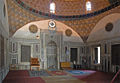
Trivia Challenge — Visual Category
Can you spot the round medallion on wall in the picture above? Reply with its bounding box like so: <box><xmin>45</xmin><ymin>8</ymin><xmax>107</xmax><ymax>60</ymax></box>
<box><xmin>105</xmin><ymin>22</ymin><xmax>113</xmax><ymax>32</ymax></box>
<box><xmin>65</xmin><ymin>29</ymin><xmax>72</xmax><ymax>37</ymax></box>
<box><xmin>29</xmin><ymin>25</ymin><xmax>38</xmax><ymax>33</ymax></box>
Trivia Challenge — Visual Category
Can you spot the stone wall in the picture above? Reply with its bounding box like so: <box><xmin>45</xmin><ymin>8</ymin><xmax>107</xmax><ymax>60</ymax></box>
<box><xmin>0</xmin><ymin>21</ymin><xmax>9</xmax><ymax>83</ymax></box>
<box><xmin>9</xmin><ymin>29</ymin><xmax>84</xmax><ymax>70</ymax></box>
<box><xmin>0</xmin><ymin>1</ymin><xmax>9</xmax><ymax>82</ymax></box>
<box><xmin>0</xmin><ymin>0</ymin><xmax>9</xmax><ymax>34</ymax></box>
<box><xmin>86</xmin><ymin>37</ymin><xmax>120</xmax><ymax>73</ymax></box>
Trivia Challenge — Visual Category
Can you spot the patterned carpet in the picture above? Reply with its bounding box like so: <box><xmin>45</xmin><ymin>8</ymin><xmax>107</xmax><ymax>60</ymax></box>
<box><xmin>29</xmin><ymin>70</ymin><xmax>50</xmax><ymax>77</ymax></box>
<box><xmin>41</xmin><ymin>75</ymin><xmax>84</xmax><ymax>83</ymax></box>
<box><xmin>48</xmin><ymin>70</ymin><xmax>67</xmax><ymax>76</ymax></box>
<box><xmin>66</xmin><ymin>70</ymin><xmax>96</xmax><ymax>76</ymax></box>
<box><xmin>3</xmin><ymin>70</ymin><xmax>118</xmax><ymax>83</ymax></box>
<box><xmin>3</xmin><ymin>70</ymin><xmax>45</xmax><ymax>83</ymax></box>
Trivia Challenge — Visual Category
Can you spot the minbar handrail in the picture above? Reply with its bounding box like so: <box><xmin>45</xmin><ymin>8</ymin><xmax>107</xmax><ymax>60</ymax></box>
<box><xmin>111</xmin><ymin>69</ymin><xmax>120</xmax><ymax>83</ymax></box>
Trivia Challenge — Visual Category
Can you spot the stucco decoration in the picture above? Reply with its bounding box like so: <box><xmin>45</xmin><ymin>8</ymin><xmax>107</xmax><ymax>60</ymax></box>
<box><xmin>13</xmin><ymin>20</ymin><xmax>83</xmax><ymax>42</ymax></box>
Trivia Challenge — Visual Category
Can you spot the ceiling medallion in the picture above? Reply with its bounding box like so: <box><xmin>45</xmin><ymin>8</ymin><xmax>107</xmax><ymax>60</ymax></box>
<box><xmin>105</xmin><ymin>22</ymin><xmax>113</xmax><ymax>32</ymax></box>
<box><xmin>65</xmin><ymin>29</ymin><xmax>72</xmax><ymax>37</ymax></box>
<box><xmin>29</xmin><ymin>25</ymin><xmax>38</xmax><ymax>33</ymax></box>
<box><xmin>48</xmin><ymin>20</ymin><xmax>56</xmax><ymax>28</ymax></box>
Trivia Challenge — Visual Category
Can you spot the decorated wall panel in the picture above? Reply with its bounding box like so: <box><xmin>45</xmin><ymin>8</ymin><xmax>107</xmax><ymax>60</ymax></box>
<box><xmin>33</xmin><ymin>44</ymin><xmax>40</xmax><ymax>53</ymax></box>
<box><xmin>21</xmin><ymin>45</ymin><xmax>31</xmax><ymax>62</ymax></box>
<box><xmin>9</xmin><ymin>42</ymin><xmax>18</xmax><ymax>53</ymax></box>
<box><xmin>10</xmin><ymin>54</ymin><xmax>18</xmax><ymax>64</ymax></box>
<box><xmin>33</xmin><ymin>44</ymin><xmax>40</xmax><ymax>58</ymax></box>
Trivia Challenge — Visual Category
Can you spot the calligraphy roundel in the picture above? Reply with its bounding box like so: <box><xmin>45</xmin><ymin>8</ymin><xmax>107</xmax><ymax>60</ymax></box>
<box><xmin>65</xmin><ymin>29</ymin><xmax>72</xmax><ymax>37</ymax></box>
<box><xmin>29</xmin><ymin>25</ymin><xmax>38</xmax><ymax>33</ymax></box>
<box><xmin>105</xmin><ymin>22</ymin><xmax>113</xmax><ymax>32</ymax></box>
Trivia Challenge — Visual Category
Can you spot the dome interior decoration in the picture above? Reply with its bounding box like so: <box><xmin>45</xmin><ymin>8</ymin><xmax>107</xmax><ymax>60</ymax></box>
<box><xmin>108</xmin><ymin>0</ymin><xmax>120</xmax><ymax>4</ymax></box>
<box><xmin>6</xmin><ymin>0</ymin><xmax>120</xmax><ymax>42</ymax></box>
<box><xmin>14</xmin><ymin>0</ymin><xmax>120</xmax><ymax>20</ymax></box>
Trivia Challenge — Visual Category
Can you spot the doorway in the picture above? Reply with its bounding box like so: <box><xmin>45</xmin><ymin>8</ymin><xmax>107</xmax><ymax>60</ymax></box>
<box><xmin>94</xmin><ymin>46</ymin><xmax>101</xmax><ymax>64</ymax></box>
<box><xmin>70</xmin><ymin>48</ymin><xmax>78</xmax><ymax>63</ymax></box>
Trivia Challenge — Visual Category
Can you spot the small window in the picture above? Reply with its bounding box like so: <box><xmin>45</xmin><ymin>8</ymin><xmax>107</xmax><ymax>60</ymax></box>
<box><xmin>94</xmin><ymin>46</ymin><xmax>101</xmax><ymax>64</ymax></box>
<box><xmin>97</xmin><ymin>46</ymin><xmax>100</xmax><ymax>64</ymax></box>
<box><xmin>86</xmin><ymin>1</ymin><xmax>91</xmax><ymax>11</ymax></box>
<box><xmin>50</xmin><ymin>2</ymin><xmax>55</xmax><ymax>13</ymax></box>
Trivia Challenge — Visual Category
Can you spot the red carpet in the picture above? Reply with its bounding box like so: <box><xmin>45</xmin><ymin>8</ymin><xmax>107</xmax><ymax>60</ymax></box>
<box><xmin>81</xmin><ymin>71</ymin><xmax>115</xmax><ymax>83</ymax></box>
<box><xmin>3</xmin><ymin>70</ymin><xmax>120</xmax><ymax>83</ymax></box>
<box><xmin>3</xmin><ymin>70</ymin><xmax>45</xmax><ymax>83</ymax></box>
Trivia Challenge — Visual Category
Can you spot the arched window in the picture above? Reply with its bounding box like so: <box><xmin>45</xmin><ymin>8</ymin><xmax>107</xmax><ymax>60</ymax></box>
<box><xmin>86</xmin><ymin>1</ymin><xmax>91</xmax><ymax>11</ymax></box>
<box><xmin>50</xmin><ymin>2</ymin><xmax>55</xmax><ymax>13</ymax></box>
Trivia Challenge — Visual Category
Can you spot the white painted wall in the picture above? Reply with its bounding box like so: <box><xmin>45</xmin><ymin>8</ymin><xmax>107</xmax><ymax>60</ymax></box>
<box><xmin>87</xmin><ymin>13</ymin><xmax>120</xmax><ymax>42</ymax></box>
<box><xmin>13</xmin><ymin>20</ymin><xmax>83</xmax><ymax>43</ymax></box>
